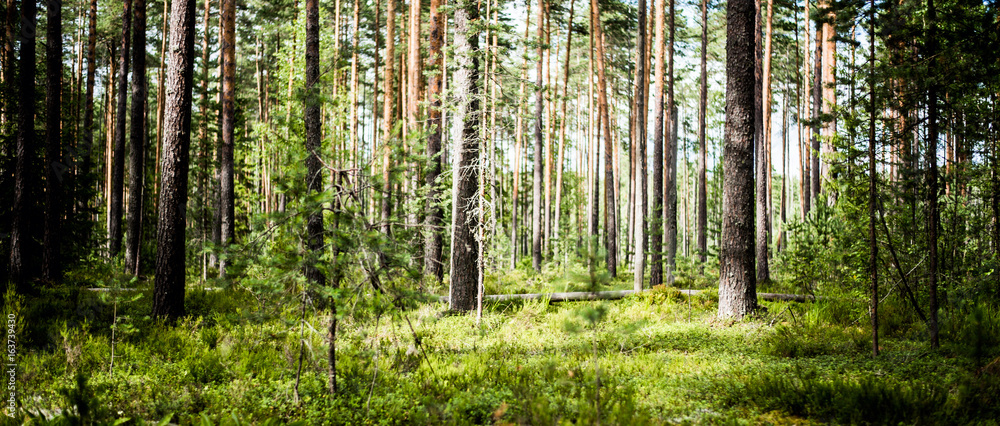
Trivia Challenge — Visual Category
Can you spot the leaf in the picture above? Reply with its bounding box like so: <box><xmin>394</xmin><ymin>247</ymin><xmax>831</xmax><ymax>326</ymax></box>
<box><xmin>155</xmin><ymin>412</ymin><xmax>175</xmax><ymax>426</ymax></box>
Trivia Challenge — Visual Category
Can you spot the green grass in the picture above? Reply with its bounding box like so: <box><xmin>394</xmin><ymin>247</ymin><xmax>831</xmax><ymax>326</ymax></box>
<box><xmin>7</xmin><ymin>272</ymin><xmax>1000</xmax><ymax>425</ymax></box>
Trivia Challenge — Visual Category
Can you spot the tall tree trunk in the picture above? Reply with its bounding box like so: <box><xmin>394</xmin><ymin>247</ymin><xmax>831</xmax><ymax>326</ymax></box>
<box><xmin>510</xmin><ymin>1</ymin><xmax>530</xmax><ymax>269</ymax></box>
<box><xmin>407</xmin><ymin>0</ymin><xmax>420</xmax><ymax>231</ymax></box>
<box><xmin>718</xmin><ymin>0</ymin><xmax>757</xmax><ymax>319</ymax></box>
<box><xmin>663</xmin><ymin>0</ymin><xmax>675</xmax><ymax>282</ymax></box>
<box><xmin>868</xmin><ymin>0</ymin><xmax>878</xmax><ymax>357</ymax></box>
<box><xmin>9</xmin><ymin>0</ymin><xmax>37</xmax><ymax>285</ymax></box>
<box><xmin>424</xmin><ymin>0</ymin><xmax>445</xmax><ymax>282</ymax></box>
<box><xmin>697</xmin><ymin>0</ymin><xmax>707</xmax><ymax>266</ymax></box>
<box><xmin>821</xmin><ymin>0</ymin><xmax>836</xmax><ymax>198</ymax></box>
<box><xmin>650</xmin><ymin>0</ymin><xmax>665</xmax><ymax>286</ymax></box>
<box><xmin>531</xmin><ymin>0</ymin><xmax>545</xmax><ymax>273</ymax></box>
<box><xmin>449</xmin><ymin>1</ymin><xmax>480</xmax><ymax>311</ymax></box>
<box><xmin>811</xmin><ymin>17</ymin><xmax>821</xmax><ymax>202</ymax></box>
<box><xmin>381</xmin><ymin>0</ymin><xmax>396</xmax><ymax>240</ymax></box>
<box><xmin>555</xmin><ymin>0</ymin><xmax>575</xmax><ymax>264</ymax></box>
<box><xmin>2</xmin><ymin>0</ymin><xmax>14</xmax><ymax>117</ymax></box>
<box><xmin>43</xmin><ymin>0</ymin><xmax>63</xmax><ymax>282</ymax></box>
<box><xmin>592</xmin><ymin>0</ymin><xmax>615</xmax><ymax>276</ymax></box>
<box><xmin>756</xmin><ymin>0</ymin><xmax>771</xmax><ymax>283</ymax></box>
<box><xmin>125</xmin><ymin>0</ymin><xmax>148</xmax><ymax>276</ymax></box>
<box><xmin>218</xmin><ymin>0</ymin><xmax>235</xmax><ymax>278</ymax></box>
<box><xmin>109</xmin><ymin>0</ymin><xmax>132</xmax><ymax>259</ymax></box>
<box><xmin>79</xmin><ymin>0</ymin><xmax>97</xmax><ymax>244</ymax></box>
<box><xmin>153</xmin><ymin>0</ymin><xmax>196</xmax><ymax>321</ymax></box>
<box><xmin>632</xmin><ymin>0</ymin><xmax>647</xmax><ymax>290</ymax></box>
<box><xmin>350</xmin><ymin>0</ymin><xmax>359</xmax><ymax>171</ymax></box>
<box><xmin>925</xmin><ymin>0</ymin><xmax>939</xmax><ymax>349</ymax></box>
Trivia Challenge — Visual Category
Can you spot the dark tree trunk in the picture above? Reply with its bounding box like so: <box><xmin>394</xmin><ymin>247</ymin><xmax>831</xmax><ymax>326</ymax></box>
<box><xmin>926</xmin><ymin>0</ymin><xmax>939</xmax><ymax>349</ymax></box>
<box><xmin>110</xmin><ymin>0</ymin><xmax>132</xmax><ymax>259</ymax></box>
<box><xmin>811</xmin><ymin>22</ymin><xmax>821</xmax><ymax>202</ymax></box>
<box><xmin>632</xmin><ymin>0</ymin><xmax>647</xmax><ymax>290</ymax></box>
<box><xmin>125</xmin><ymin>0</ymin><xmax>147</xmax><ymax>276</ymax></box>
<box><xmin>650</xmin><ymin>0</ymin><xmax>664</xmax><ymax>287</ymax></box>
<box><xmin>532</xmin><ymin>0</ymin><xmax>544</xmax><ymax>273</ymax></box>
<box><xmin>9</xmin><ymin>0</ymin><xmax>37</xmax><ymax>285</ymax></box>
<box><xmin>718</xmin><ymin>0</ymin><xmax>757</xmax><ymax>319</ymax></box>
<box><xmin>79</xmin><ymin>0</ymin><xmax>97</xmax><ymax>244</ymax></box>
<box><xmin>697</xmin><ymin>0</ymin><xmax>707</xmax><ymax>265</ymax></box>
<box><xmin>424</xmin><ymin>0</ymin><xmax>445</xmax><ymax>283</ymax></box>
<box><xmin>448</xmin><ymin>2</ymin><xmax>480</xmax><ymax>312</ymax></box>
<box><xmin>664</xmin><ymin>0</ymin><xmax>676</xmax><ymax>282</ymax></box>
<box><xmin>868</xmin><ymin>0</ymin><xmax>878</xmax><ymax>357</ymax></box>
<box><xmin>2</xmin><ymin>0</ymin><xmax>14</xmax><ymax>108</ymax></box>
<box><xmin>218</xmin><ymin>0</ymin><xmax>235</xmax><ymax>278</ymax></box>
<box><xmin>153</xmin><ymin>0</ymin><xmax>196</xmax><ymax>321</ymax></box>
<box><xmin>303</xmin><ymin>0</ymin><xmax>325</xmax><ymax>290</ymax></box>
<box><xmin>43</xmin><ymin>0</ymin><xmax>63</xmax><ymax>282</ymax></box>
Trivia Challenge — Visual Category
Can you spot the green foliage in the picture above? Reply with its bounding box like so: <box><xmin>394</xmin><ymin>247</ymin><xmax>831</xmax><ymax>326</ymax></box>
<box><xmin>727</xmin><ymin>370</ymin><xmax>949</xmax><ymax>424</ymax></box>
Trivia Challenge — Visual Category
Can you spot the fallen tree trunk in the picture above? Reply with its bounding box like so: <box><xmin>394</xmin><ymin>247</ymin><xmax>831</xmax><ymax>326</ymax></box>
<box><xmin>439</xmin><ymin>289</ymin><xmax>817</xmax><ymax>304</ymax></box>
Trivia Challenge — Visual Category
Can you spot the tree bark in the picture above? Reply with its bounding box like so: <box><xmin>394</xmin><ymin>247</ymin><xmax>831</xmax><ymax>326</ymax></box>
<box><xmin>125</xmin><ymin>0</ymin><xmax>148</xmax><ymax>276</ymax></box>
<box><xmin>925</xmin><ymin>0</ymin><xmax>939</xmax><ymax>349</ymax></box>
<box><xmin>756</xmin><ymin>0</ymin><xmax>772</xmax><ymax>283</ymax></box>
<box><xmin>555</xmin><ymin>0</ymin><xmax>575</xmax><ymax>264</ymax></box>
<box><xmin>591</xmin><ymin>0</ymin><xmax>615</xmax><ymax>277</ymax></box>
<box><xmin>381</xmin><ymin>0</ymin><xmax>396</xmax><ymax>240</ymax></box>
<box><xmin>43</xmin><ymin>0</ymin><xmax>63</xmax><ymax>282</ymax></box>
<box><xmin>632</xmin><ymin>0</ymin><xmax>647</xmax><ymax>290</ymax></box>
<box><xmin>78</xmin><ymin>0</ymin><xmax>97</xmax><ymax>244</ymax></box>
<box><xmin>217</xmin><ymin>0</ymin><xmax>235</xmax><ymax>278</ymax></box>
<box><xmin>664</xmin><ymin>0</ymin><xmax>676</xmax><ymax>283</ymax></box>
<box><xmin>718</xmin><ymin>0</ymin><xmax>757</xmax><ymax>319</ymax></box>
<box><xmin>811</xmin><ymin>16</ymin><xmax>821</xmax><ymax>202</ymax></box>
<box><xmin>109</xmin><ymin>0</ymin><xmax>132</xmax><ymax>259</ymax></box>
<box><xmin>696</xmin><ymin>0</ymin><xmax>707</xmax><ymax>266</ymax></box>
<box><xmin>448</xmin><ymin>1</ymin><xmax>480</xmax><ymax>311</ymax></box>
<box><xmin>9</xmin><ymin>0</ymin><xmax>37</xmax><ymax>285</ymax></box>
<box><xmin>424</xmin><ymin>0</ymin><xmax>446</xmax><ymax>282</ymax></box>
<box><xmin>153</xmin><ymin>0</ymin><xmax>196</xmax><ymax>321</ymax></box>
<box><xmin>650</xmin><ymin>0</ymin><xmax>665</xmax><ymax>287</ymax></box>
<box><xmin>531</xmin><ymin>0</ymin><xmax>545</xmax><ymax>273</ymax></box>
<box><xmin>868</xmin><ymin>0</ymin><xmax>878</xmax><ymax>357</ymax></box>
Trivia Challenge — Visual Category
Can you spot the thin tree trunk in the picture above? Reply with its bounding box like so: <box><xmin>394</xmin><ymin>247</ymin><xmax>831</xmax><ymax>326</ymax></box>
<box><xmin>664</xmin><ymin>0</ymin><xmax>676</xmax><ymax>282</ymax></box>
<box><xmin>632</xmin><ymin>0</ymin><xmax>647</xmax><ymax>290</ymax></box>
<box><xmin>381</xmin><ymin>0</ymin><xmax>396</xmax><ymax>240</ymax></box>
<box><xmin>217</xmin><ymin>0</ymin><xmax>235</xmax><ymax>278</ymax></box>
<box><xmin>109</xmin><ymin>0</ymin><xmax>132</xmax><ymax>259</ymax></box>
<box><xmin>424</xmin><ymin>0</ymin><xmax>446</xmax><ymax>282</ymax></box>
<box><xmin>153</xmin><ymin>0</ymin><xmax>196</xmax><ymax>321</ymax></box>
<box><xmin>811</xmin><ymin>15</ymin><xmax>821</xmax><ymax>202</ymax></box>
<box><xmin>650</xmin><ymin>0</ymin><xmax>665</xmax><ymax>286</ymax></box>
<box><xmin>592</xmin><ymin>0</ymin><xmax>615</xmax><ymax>276</ymax></box>
<box><xmin>78</xmin><ymin>0</ymin><xmax>97</xmax><ymax>244</ymax></box>
<box><xmin>868</xmin><ymin>0</ymin><xmax>878</xmax><ymax>357</ymax></box>
<box><xmin>718</xmin><ymin>0</ymin><xmax>757</xmax><ymax>319</ymax></box>
<box><xmin>697</xmin><ymin>0</ymin><xmax>707</xmax><ymax>266</ymax></box>
<box><xmin>821</xmin><ymin>0</ymin><xmax>836</xmax><ymax>198</ymax></box>
<box><xmin>756</xmin><ymin>0</ymin><xmax>771</xmax><ymax>283</ymax></box>
<box><xmin>350</xmin><ymin>0</ymin><xmax>359</xmax><ymax>171</ymax></box>
<box><xmin>449</xmin><ymin>2</ymin><xmax>480</xmax><ymax>311</ymax></box>
<box><xmin>555</xmin><ymin>0</ymin><xmax>575</xmax><ymax>264</ymax></box>
<box><xmin>926</xmin><ymin>0</ymin><xmax>939</xmax><ymax>348</ymax></box>
<box><xmin>43</xmin><ymin>0</ymin><xmax>64</xmax><ymax>282</ymax></box>
<box><xmin>531</xmin><ymin>0</ymin><xmax>545</xmax><ymax>272</ymax></box>
<box><xmin>124</xmin><ymin>0</ymin><xmax>148</xmax><ymax>276</ymax></box>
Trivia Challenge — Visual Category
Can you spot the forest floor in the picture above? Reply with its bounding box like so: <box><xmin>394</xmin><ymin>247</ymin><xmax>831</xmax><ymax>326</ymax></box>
<box><xmin>8</xmin><ymin>268</ymin><xmax>1000</xmax><ymax>425</ymax></box>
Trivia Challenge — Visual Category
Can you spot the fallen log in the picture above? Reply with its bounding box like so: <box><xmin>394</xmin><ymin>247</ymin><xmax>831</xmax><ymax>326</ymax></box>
<box><xmin>438</xmin><ymin>289</ymin><xmax>816</xmax><ymax>304</ymax></box>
